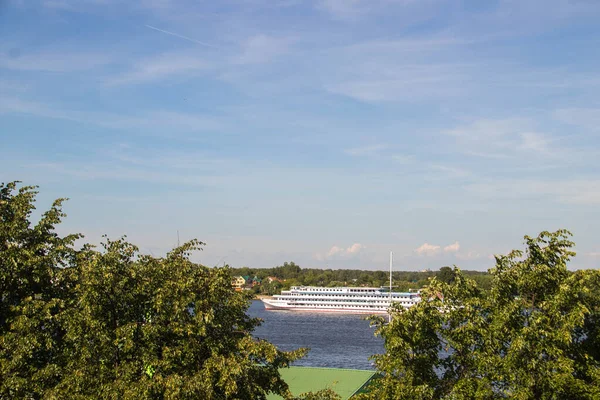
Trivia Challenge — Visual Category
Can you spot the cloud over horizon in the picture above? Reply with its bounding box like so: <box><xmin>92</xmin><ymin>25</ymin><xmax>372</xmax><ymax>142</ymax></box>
<box><xmin>415</xmin><ymin>243</ymin><xmax>441</xmax><ymax>256</ymax></box>
<box><xmin>316</xmin><ymin>243</ymin><xmax>366</xmax><ymax>261</ymax></box>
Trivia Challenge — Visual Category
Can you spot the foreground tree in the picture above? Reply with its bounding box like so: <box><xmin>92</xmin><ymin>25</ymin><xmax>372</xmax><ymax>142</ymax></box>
<box><xmin>0</xmin><ymin>182</ymin><xmax>305</xmax><ymax>399</ymax></box>
<box><xmin>360</xmin><ymin>230</ymin><xmax>600</xmax><ymax>400</ymax></box>
<box><xmin>0</xmin><ymin>182</ymin><xmax>81</xmax><ymax>397</ymax></box>
<box><xmin>55</xmin><ymin>238</ymin><xmax>306</xmax><ymax>399</ymax></box>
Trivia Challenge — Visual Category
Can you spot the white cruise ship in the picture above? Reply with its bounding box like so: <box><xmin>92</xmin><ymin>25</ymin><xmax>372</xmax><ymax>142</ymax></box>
<box><xmin>261</xmin><ymin>286</ymin><xmax>420</xmax><ymax>314</ymax></box>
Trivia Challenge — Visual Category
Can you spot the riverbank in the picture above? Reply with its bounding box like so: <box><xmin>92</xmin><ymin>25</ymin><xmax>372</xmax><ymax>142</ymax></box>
<box><xmin>254</xmin><ymin>294</ymin><xmax>273</xmax><ymax>300</ymax></box>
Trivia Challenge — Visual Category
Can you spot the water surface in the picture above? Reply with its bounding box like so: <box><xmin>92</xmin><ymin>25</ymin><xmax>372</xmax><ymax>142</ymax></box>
<box><xmin>248</xmin><ymin>300</ymin><xmax>384</xmax><ymax>370</ymax></box>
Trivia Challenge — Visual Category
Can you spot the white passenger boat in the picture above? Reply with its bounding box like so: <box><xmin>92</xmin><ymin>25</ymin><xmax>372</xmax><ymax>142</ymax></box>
<box><xmin>261</xmin><ymin>251</ymin><xmax>420</xmax><ymax>314</ymax></box>
<box><xmin>261</xmin><ymin>286</ymin><xmax>420</xmax><ymax>314</ymax></box>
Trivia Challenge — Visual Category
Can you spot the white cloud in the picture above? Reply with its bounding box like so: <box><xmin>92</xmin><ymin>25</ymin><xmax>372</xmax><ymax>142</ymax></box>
<box><xmin>443</xmin><ymin>241</ymin><xmax>460</xmax><ymax>252</ymax></box>
<box><xmin>326</xmin><ymin>245</ymin><xmax>345</xmax><ymax>257</ymax></box>
<box><xmin>415</xmin><ymin>243</ymin><xmax>440</xmax><ymax>256</ymax></box>
<box><xmin>416</xmin><ymin>241</ymin><xmax>463</xmax><ymax>256</ymax></box>
<box><xmin>347</xmin><ymin>243</ymin><xmax>364</xmax><ymax>254</ymax></box>
<box><xmin>316</xmin><ymin>243</ymin><xmax>365</xmax><ymax>260</ymax></box>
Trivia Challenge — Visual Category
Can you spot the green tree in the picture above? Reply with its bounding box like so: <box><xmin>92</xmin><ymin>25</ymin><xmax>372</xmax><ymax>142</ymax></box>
<box><xmin>1</xmin><ymin>181</ymin><xmax>306</xmax><ymax>399</ymax></box>
<box><xmin>436</xmin><ymin>266</ymin><xmax>455</xmax><ymax>284</ymax></box>
<box><xmin>0</xmin><ymin>182</ymin><xmax>81</xmax><ymax>398</ymax></box>
<box><xmin>359</xmin><ymin>230</ymin><xmax>600</xmax><ymax>400</ymax></box>
<box><xmin>55</xmin><ymin>238</ymin><xmax>306</xmax><ymax>399</ymax></box>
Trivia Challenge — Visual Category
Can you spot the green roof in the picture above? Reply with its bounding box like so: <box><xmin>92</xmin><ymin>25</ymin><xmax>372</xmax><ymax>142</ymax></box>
<box><xmin>267</xmin><ymin>367</ymin><xmax>376</xmax><ymax>400</ymax></box>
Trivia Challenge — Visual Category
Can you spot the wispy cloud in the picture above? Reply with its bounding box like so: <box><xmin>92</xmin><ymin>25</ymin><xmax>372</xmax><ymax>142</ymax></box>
<box><xmin>444</xmin><ymin>118</ymin><xmax>558</xmax><ymax>159</ymax></box>
<box><xmin>0</xmin><ymin>96</ymin><xmax>222</xmax><ymax>133</ymax></box>
<box><xmin>317</xmin><ymin>0</ymin><xmax>433</xmax><ymax>21</ymax></box>
<box><xmin>391</xmin><ymin>154</ymin><xmax>416</xmax><ymax>164</ymax></box>
<box><xmin>0</xmin><ymin>48</ymin><xmax>112</xmax><ymax>72</ymax></box>
<box><xmin>428</xmin><ymin>164</ymin><xmax>472</xmax><ymax>179</ymax></box>
<box><xmin>554</xmin><ymin>108</ymin><xmax>600</xmax><ymax>131</ymax></box>
<box><xmin>40</xmin><ymin>0</ymin><xmax>111</xmax><ymax>11</ymax></box>
<box><xmin>233</xmin><ymin>34</ymin><xmax>291</xmax><ymax>65</ymax></box>
<box><xmin>144</xmin><ymin>25</ymin><xmax>217</xmax><ymax>48</ymax></box>
<box><xmin>465</xmin><ymin>179</ymin><xmax>600</xmax><ymax>205</ymax></box>
<box><xmin>33</xmin><ymin>161</ymin><xmax>225</xmax><ymax>188</ymax></box>
<box><xmin>456</xmin><ymin>251</ymin><xmax>480</xmax><ymax>260</ymax></box>
<box><xmin>326</xmin><ymin>66</ymin><xmax>470</xmax><ymax>102</ymax></box>
<box><xmin>106</xmin><ymin>51</ymin><xmax>210</xmax><ymax>85</ymax></box>
<box><xmin>518</xmin><ymin>132</ymin><xmax>551</xmax><ymax>154</ymax></box>
<box><xmin>317</xmin><ymin>0</ymin><xmax>366</xmax><ymax>20</ymax></box>
<box><xmin>344</xmin><ymin>144</ymin><xmax>387</xmax><ymax>156</ymax></box>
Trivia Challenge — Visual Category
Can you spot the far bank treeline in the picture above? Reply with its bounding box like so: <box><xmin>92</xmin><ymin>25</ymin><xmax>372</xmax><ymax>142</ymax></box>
<box><xmin>230</xmin><ymin>263</ymin><xmax>494</xmax><ymax>295</ymax></box>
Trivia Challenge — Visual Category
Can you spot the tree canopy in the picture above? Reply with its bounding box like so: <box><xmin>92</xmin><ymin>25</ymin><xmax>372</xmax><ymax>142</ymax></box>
<box><xmin>358</xmin><ymin>230</ymin><xmax>600</xmax><ymax>399</ymax></box>
<box><xmin>0</xmin><ymin>181</ymin><xmax>306</xmax><ymax>399</ymax></box>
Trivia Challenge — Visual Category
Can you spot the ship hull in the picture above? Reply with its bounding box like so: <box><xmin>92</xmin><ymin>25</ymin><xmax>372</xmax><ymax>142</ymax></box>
<box><xmin>261</xmin><ymin>298</ymin><xmax>391</xmax><ymax>314</ymax></box>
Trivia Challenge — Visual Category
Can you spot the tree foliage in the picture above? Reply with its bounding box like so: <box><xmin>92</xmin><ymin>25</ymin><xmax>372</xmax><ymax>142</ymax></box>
<box><xmin>0</xmin><ymin>182</ymin><xmax>305</xmax><ymax>399</ymax></box>
<box><xmin>359</xmin><ymin>230</ymin><xmax>600</xmax><ymax>400</ymax></box>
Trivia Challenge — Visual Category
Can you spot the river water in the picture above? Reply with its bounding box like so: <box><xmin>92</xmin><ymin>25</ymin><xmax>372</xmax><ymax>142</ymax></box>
<box><xmin>248</xmin><ymin>300</ymin><xmax>384</xmax><ymax>370</ymax></box>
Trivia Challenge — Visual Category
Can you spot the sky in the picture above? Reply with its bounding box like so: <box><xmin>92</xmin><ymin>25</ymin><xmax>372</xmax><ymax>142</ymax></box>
<box><xmin>1</xmin><ymin>0</ymin><xmax>600</xmax><ymax>271</ymax></box>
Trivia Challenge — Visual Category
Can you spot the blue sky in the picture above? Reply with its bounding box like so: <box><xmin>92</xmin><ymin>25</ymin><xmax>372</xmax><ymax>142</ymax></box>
<box><xmin>1</xmin><ymin>0</ymin><xmax>600</xmax><ymax>271</ymax></box>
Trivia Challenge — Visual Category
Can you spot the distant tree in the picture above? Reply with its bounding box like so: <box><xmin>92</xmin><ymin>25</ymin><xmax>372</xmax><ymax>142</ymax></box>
<box><xmin>436</xmin><ymin>266</ymin><xmax>455</xmax><ymax>284</ymax></box>
<box><xmin>282</xmin><ymin>262</ymin><xmax>302</xmax><ymax>279</ymax></box>
<box><xmin>262</xmin><ymin>280</ymin><xmax>283</xmax><ymax>296</ymax></box>
<box><xmin>359</xmin><ymin>230</ymin><xmax>600</xmax><ymax>399</ymax></box>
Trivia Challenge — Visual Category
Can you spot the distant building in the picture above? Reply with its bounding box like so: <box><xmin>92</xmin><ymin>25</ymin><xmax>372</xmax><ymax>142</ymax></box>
<box><xmin>251</xmin><ymin>276</ymin><xmax>262</xmax><ymax>287</ymax></box>
<box><xmin>231</xmin><ymin>276</ymin><xmax>247</xmax><ymax>291</ymax></box>
<box><xmin>266</xmin><ymin>276</ymin><xmax>282</xmax><ymax>283</ymax></box>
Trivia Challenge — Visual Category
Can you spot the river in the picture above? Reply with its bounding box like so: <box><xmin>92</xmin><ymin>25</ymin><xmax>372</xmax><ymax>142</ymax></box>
<box><xmin>248</xmin><ymin>300</ymin><xmax>384</xmax><ymax>370</ymax></box>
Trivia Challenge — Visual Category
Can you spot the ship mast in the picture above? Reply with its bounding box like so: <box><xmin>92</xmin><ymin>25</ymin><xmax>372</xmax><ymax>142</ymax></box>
<box><xmin>389</xmin><ymin>251</ymin><xmax>393</xmax><ymax>323</ymax></box>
